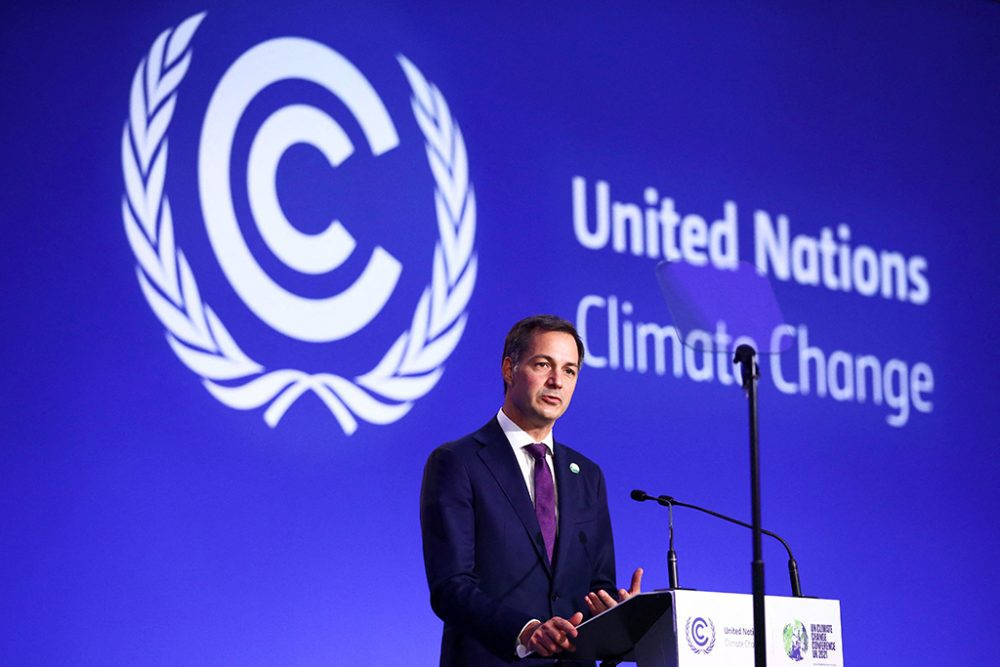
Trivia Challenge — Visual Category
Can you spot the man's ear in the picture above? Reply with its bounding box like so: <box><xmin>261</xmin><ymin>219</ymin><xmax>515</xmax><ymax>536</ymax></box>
<box><xmin>501</xmin><ymin>356</ymin><xmax>513</xmax><ymax>386</ymax></box>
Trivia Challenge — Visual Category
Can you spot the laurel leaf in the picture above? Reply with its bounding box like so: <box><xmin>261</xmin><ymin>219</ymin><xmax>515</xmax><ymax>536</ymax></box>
<box><xmin>401</xmin><ymin>289</ymin><xmax>431</xmax><ymax>370</ymax></box>
<box><xmin>406</xmin><ymin>314</ymin><xmax>467</xmax><ymax>375</ymax></box>
<box><xmin>434</xmin><ymin>192</ymin><xmax>459</xmax><ymax>282</ymax></box>
<box><xmin>410</xmin><ymin>101</ymin><xmax>447</xmax><ymax>166</ymax></box>
<box><xmin>205</xmin><ymin>370</ymin><xmax>304</xmax><ymax>410</ymax></box>
<box><xmin>145</xmin><ymin>140</ymin><xmax>168</xmax><ymax>237</ymax></box>
<box><xmin>156</xmin><ymin>199</ymin><xmax>180</xmax><ymax>303</ymax></box>
<box><xmin>358</xmin><ymin>331</ymin><xmax>408</xmax><ymax>382</ymax></box>
<box><xmin>137</xmin><ymin>268</ymin><xmax>213</xmax><ymax>349</ymax></box>
<box><xmin>145</xmin><ymin>29</ymin><xmax>169</xmax><ymax>118</ymax></box>
<box><xmin>321</xmin><ymin>375</ymin><xmax>413</xmax><ymax>425</ymax></box>
<box><xmin>144</xmin><ymin>95</ymin><xmax>176</xmax><ymax>160</ymax></box>
<box><xmin>450</xmin><ymin>122</ymin><xmax>469</xmax><ymax>205</ymax></box>
<box><xmin>176</xmin><ymin>251</ymin><xmax>210</xmax><ymax>341</ymax></box>
<box><xmin>397</xmin><ymin>55</ymin><xmax>433</xmax><ymax>118</ymax></box>
<box><xmin>128</xmin><ymin>64</ymin><xmax>150</xmax><ymax>171</ymax></box>
<box><xmin>454</xmin><ymin>188</ymin><xmax>476</xmax><ymax>279</ymax></box>
<box><xmin>360</xmin><ymin>369</ymin><xmax>443</xmax><ymax>402</ymax></box>
<box><xmin>121</xmin><ymin>125</ymin><xmax>153</xmax><ymax>242</ymax></box>
<box><xmin>166</xmin><ymin>12</ymin><xmax>207</xmax><ymax>67</ymax></box>
<box><xmin>156</xmin><ymin>59</ymin><xmax>187</xmax><ymax>110</ymax></box>
<box><xmin>154</xmin><ymin>53</ymin><xmax>192</xmax><ymax>112</ymax></box>
<box><xmin>167</xmin><ymin>335</ymin><xmax>258</xmax><ymax>380</ymax></box>
<box><xmin>429</xmin><ymin>245</ymin><xmax>449</xmax><ymax>338</ymax></box>
<box><xmin>430</xmin><ymin>84</ymin><xmax>454</xmax><ymax>161</ymax></box>
<box><xmin>203</xmin><ymin>307</ymin><xmax>261</xmax><ymax>371</ymax></box>
<box><xmin>427</xmin><ymin>146</ymin><xmax>461</xmax><ymax>222</ymax></box>
<box><xmin>122</xmin><ymin>197</ymin><xmax>170</xmax><ymax>297</ymax></box>
<box><xmin>439</xmin><ymin>254</ymin><xmax>477</xmax><ymax>330</ymax></box>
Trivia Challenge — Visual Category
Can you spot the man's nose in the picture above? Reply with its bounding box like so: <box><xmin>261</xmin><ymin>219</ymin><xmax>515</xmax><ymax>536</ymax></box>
<box><xmin>546</xmin><ymin>370</ymin><xmax>562</xmax><ymax>387</ymax></box>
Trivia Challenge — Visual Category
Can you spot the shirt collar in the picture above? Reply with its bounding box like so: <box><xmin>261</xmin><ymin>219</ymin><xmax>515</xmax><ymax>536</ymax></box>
<box><xmin>496</xmin><ymin>407</ymin><xmax>554</xmax><ymax>451</ymax></box>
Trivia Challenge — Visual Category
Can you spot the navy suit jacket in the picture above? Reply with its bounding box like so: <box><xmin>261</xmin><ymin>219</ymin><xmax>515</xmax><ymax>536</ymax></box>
<box><xmin>420</xmin><ymin>418</ymin><xmax>617</xmax><ymax>666</ymax></box>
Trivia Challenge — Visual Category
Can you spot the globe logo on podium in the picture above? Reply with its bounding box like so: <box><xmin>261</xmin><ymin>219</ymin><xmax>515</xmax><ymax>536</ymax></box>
<box><xmin>782</xmin><ymin>619</ymin><xmax>810</xmax><ymax>661</ymax></box>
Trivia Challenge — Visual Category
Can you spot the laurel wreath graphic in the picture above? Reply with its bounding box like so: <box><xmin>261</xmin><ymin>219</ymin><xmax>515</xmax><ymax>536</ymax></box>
<box><xmin>121</xmin><ymin>12</ymin><xmax>477</xmax><ymax>434</ymax></box>
<box><xmin>685</xmin><ymin>616</ymin><xmax>717</xmax><ymax>654</ymax></box>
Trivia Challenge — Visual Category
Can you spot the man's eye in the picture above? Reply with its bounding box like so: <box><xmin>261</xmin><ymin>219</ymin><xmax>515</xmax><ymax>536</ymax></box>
<box><xmin>565</xmin><ymin>369</ymin><xmax>577</xmax><ymax>377</ymax></box>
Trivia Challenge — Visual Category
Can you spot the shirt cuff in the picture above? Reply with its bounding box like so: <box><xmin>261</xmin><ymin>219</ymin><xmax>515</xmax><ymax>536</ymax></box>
<box><xmin>515</xmin><ymin>619</ymin><xmax>541</xmax><ymax>658</ymax></box>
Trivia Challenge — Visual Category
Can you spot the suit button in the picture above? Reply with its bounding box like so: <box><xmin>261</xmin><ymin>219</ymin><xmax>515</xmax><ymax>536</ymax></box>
<box><xmin>551</xmin><ymin>594</ymin><xmax>559</xmax><ymax>601</ymax></box>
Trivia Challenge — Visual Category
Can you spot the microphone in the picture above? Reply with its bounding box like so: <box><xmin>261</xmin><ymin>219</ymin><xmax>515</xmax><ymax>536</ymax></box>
<box><xmin>630</xmin><ymin>490</ymin><xmax>679</xmax><ymax>588</ymax></box>
<box><xmin>630</xmin><ymin>488</ymin><xmax>669</xmax><ymax>505</ymax></box>
<box><xmin>631</xmin><ymin>489</ymin><xmax>803</xmax><ymax>597</ymax></box>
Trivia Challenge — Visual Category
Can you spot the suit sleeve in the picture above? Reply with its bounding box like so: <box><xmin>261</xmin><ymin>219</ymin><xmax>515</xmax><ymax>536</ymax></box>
<box><xmin>420</xmin><ymin>446</ymin><xmax>530</xmax><ymax>658</ymax></box>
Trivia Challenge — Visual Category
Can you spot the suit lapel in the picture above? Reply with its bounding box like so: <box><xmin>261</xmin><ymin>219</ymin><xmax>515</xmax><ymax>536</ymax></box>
<box><xmin>476</xmin><ymin>419</ymin><xmax>552</xmax><ymax>575</ymax></box>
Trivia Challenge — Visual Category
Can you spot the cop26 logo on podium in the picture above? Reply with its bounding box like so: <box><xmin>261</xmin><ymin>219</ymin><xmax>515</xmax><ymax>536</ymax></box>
<box><xmin>121</xmin><ymin>13</ymin><xmax>477</xmax><ymax>434</ymax></box>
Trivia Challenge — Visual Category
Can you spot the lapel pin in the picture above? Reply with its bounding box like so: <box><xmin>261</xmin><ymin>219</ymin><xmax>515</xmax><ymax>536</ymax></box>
<box><xmin>569</xmin><ymin>462</ymin><xmax>580</xmax><ymax>474</ymax></box>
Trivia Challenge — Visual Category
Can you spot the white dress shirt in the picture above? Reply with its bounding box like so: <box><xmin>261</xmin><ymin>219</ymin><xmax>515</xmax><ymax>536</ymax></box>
<box><xmin>496</xmin><ymin>408</ymin><xmax>558</xmax><ymax>520</ymax></box>
<box><xmin>496</xmin><ymin>408</ymin><xmax>558</xmax><ymax>658</ymax></box>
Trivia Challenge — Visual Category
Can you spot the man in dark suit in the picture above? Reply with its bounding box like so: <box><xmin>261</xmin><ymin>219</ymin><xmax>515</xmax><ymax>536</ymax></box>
<box><xmin>421</xmin><ymin>315</ymin><xmax>641</xmax><ymax>665</ymax></box>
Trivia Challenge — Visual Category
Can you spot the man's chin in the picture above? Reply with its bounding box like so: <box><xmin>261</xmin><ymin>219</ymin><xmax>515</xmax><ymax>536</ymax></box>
<box><xmin>535</xmin><ymin>403</ymin><xmax>566</xmax><ymax>421</ymax></box>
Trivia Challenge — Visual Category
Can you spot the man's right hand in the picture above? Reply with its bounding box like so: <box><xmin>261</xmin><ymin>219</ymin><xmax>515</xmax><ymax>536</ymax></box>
<box><xmin>520</xmin><ymin>612</ymin><xmax>584</xmax><ymax>656</ymax></box>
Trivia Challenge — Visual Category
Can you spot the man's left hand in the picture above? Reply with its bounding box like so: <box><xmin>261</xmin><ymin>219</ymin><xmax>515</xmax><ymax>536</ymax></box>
<box><xmin>583</xmin><ymin>567</ymin><xmax>643</xmax><ymax>615</ymax></box>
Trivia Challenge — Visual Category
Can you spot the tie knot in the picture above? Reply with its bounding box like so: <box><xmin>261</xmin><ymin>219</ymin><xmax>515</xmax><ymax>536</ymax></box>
<box><xmin>525</xmin><ymin>443</ymin><xmax>549</xmax><ymax>461</ymax></box>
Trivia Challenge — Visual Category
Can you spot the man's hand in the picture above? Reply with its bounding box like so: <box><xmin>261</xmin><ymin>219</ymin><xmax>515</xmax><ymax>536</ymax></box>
<box><xmin>583</xmin><ymin>567</ymin><xmax>643</xmax><ymax>616</ymax></box>
<box><xmin>519</xmin><ymin>612</ymin><xmax>584</xmax><ymax>656</ymax></box>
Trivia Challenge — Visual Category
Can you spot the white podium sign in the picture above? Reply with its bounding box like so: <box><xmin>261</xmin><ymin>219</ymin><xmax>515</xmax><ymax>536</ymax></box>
<box><xmin>642</xmin><ymin>590</ymin><xmax>843</xmax><ymax>667</ymax></box>
<box><xmin>571</xmin><ymin>588</ymin><xmax>844</xmax><ymax>666</ymax></box>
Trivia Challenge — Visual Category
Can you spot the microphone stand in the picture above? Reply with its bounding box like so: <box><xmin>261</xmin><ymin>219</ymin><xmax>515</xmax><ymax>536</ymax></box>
<box><xmin>734</xmin><ymin>344</ymin><xmax>766</xmax><ymax>667</ymax></box>
<box><xmin>654</xmin><ymin>494</ymin><xmax>802</xmax><ymax>597</ymax></box>
<box><xmin>665</xmin><ymin>500</ymin><xmax>679</xmax><ymax>590</ymax></box>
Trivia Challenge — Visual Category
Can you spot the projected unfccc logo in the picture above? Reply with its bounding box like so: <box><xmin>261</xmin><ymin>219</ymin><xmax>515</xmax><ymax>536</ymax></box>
<box><xmin>121</xmin><ymin>12</ymin><xmax>477</xmax><ymax>434</ymax></box>
<box><xmin>199</xmin><ymin>38</ymin><xmax>401</xmax><ymax>343</ymax></box>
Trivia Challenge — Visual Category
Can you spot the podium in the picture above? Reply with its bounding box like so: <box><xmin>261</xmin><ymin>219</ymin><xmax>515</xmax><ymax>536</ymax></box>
<box><xmin>572</xmin><ymin>590</ymin><xmax>844</xmax><ymax>666</ymax></box>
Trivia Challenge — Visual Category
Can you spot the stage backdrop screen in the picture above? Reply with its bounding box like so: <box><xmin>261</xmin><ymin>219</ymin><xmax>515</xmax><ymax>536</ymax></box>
<box><xmin>2</xmin><ymin>1</ymin><xmax>998</xmax><ymax>665</ymax></box>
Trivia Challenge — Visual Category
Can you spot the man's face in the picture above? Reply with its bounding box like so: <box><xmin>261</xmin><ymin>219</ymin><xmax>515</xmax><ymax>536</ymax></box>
<box><xmin>502</xmin><ymin>330</ymin><xmax>580</xmax><ymax>435</ymax></box>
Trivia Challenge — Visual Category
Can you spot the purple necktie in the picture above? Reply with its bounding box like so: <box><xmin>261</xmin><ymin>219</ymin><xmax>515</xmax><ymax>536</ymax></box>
<box><xmin>525</xmin><ymin>443</ymin><xmax>556</xmax><ymax>563</ymax></box>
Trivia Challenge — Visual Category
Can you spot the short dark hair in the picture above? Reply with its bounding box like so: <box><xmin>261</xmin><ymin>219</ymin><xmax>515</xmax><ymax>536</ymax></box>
<box><xmin>502</xmin><ymin>315</ymin><xmax>585</xmax><ymax>393</ymax></box>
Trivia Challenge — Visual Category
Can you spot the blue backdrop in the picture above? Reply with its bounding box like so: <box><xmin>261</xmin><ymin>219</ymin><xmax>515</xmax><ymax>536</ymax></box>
<box><xmin>2</xmin><ymin>1</ymin><xmax>998</xmax><ymax>664</ymax></box>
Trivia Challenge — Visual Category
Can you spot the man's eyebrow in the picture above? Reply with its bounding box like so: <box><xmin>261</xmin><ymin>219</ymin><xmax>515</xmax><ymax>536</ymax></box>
<box><xmin>538</xmin><ymin>354</ymin><xmax>579</xmax><ymax>369</ymax></box>
<box><xmin>526</xmin><ymin>354</ymin><xmax>577</xmax><ymax>367</ymax></box>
